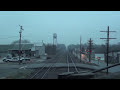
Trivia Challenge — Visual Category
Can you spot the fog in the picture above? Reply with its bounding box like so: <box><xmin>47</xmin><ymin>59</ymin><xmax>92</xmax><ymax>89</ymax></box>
<box><xmin>0</xmin><ymin>11</ymin><xmax>120</xmax><ymax>46</ymax></box>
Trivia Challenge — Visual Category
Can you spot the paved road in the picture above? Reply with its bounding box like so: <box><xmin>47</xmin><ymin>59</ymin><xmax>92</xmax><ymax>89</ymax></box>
<box><xmin>1</xmin><ymin>55</ymin><xmax>120</xmax><ymax>79</ymax></box>
<box><xmin>0</xmin><ymin>58</ymin><xmax>46</xmax><ymax>79</ymax></box>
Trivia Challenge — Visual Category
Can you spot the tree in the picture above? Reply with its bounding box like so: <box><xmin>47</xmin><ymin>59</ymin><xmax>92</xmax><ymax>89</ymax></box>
<box><xmin>11</xmin><ymin>40</ymin><xmax>31</xmax><ymax>44</ymax></box>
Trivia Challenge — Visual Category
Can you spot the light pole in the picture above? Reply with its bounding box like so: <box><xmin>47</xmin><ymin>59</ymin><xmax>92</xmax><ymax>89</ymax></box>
<box><xmin>19</xmin><ymin>25</ymin><xmax>24</xmax><ymax>64</ymax></box>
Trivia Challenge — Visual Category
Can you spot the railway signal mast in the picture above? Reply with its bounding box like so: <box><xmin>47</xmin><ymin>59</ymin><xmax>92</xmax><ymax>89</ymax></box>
<box><xmin>88</xmin><ymin>38</ymin><xmax>93</xmax><ymax>63</ymax></box>
<box><xmin>19</xmin><ymin>25</ymin><xmax>24</xmax><ymax>63</ymax></box>
<box><xmin>53</xmin><ymin>33</ymin><xmax>57</xmax><ymax>46</ymax></box>
<box><xmin>53</xmin><ymin>33</ymin><xmax>57</xmax><ymax>55</ymax></box>
<box><xmin>100</xmin><ymin>26</ymin><xmax>116</xmax><ymax>74</ymax></box>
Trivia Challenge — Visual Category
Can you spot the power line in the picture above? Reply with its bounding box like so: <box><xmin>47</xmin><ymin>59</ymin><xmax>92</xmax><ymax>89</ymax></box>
<box><xmin>100</xmin><ymin>26</ymin><xmax>116</xmax><ymax>74</ymax></box>
<box><xmin>0</xmin><ymin>36</ymin><xmax>18</xmax><ymax>39</ymax></box>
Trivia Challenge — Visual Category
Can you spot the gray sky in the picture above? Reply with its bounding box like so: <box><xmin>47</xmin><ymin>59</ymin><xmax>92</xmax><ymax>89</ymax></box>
<box><xmin>0</xmin><ymin>11</ymin><xmax>120</xmax><ymax>46</ymax></box>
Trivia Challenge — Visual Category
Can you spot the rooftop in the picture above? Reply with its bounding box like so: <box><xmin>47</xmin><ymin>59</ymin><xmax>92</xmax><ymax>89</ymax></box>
<box><xmin>0</xmin><ymin>44</ymin><xmax>34</xmax><ymax>52</ymax></box>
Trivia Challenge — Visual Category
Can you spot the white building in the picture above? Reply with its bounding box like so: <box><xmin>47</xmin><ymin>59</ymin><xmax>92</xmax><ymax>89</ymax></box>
<box><xmin>31</xmin><ymin>43</ymin><xmax>47</xmax><ymax>59</ymax></box>
<box><xmin>95</xmin><ymin>53</ymin><xmax>105</xmax><ymax>61</ymax></box>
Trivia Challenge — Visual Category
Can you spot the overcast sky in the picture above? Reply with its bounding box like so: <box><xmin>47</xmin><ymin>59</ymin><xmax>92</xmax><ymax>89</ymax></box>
<box><xmin>0</xmin><ymin>11</ymin><xmax>120</xmax><ymax>46</ymax></box>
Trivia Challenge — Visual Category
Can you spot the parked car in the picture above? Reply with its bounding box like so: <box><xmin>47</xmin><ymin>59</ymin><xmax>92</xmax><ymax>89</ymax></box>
<box><xmin>2</xmin><ymin>57</ymin><xmax>24</xmax><ymax>62</ymax></box>
<box><xmin>24</xmin><ymin>57</ymin><xmax>31</xmax><ymax>61</ymax></box>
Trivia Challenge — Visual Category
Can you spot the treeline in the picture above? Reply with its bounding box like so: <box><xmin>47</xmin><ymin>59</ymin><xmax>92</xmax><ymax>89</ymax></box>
<box><xmin>68</xmin><ymin>42</ymin><xmax>120</xmax><ymax>53</ymax></box>
<box><xmin>56</xmin><ymin>44</ymin><xmax>66</xmax><ymax>51</ymax></box>
<box><xmin>45</xmin><ymin>44</ymin><xmax>66</xmax><ymax>55</ymax></box>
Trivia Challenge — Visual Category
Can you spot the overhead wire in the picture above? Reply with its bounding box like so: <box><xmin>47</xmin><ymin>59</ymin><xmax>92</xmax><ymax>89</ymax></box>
<box><xmin>0</xmin><ymin>36</ymin><xmax>19</xmax><ymax>39</ymax></box>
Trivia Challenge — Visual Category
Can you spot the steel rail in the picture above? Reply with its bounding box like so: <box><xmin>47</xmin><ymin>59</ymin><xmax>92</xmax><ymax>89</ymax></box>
<box><xmin>40</xmin><ymin>54</ymin><xmax>63</xmax><ymax>79</ymax></box>
<box><xmin>30</xmin><ymin>63</ymin><xmax>51</xmax><ymax>79</ymax></box>
<box><xmin>29</xmin><ymin>51</ymin><xmax>61</xmax><ymax>79</ymax></box>
<box><xmin>69</xmin><ymin>54</ymin><xmax>79</xmax><ymax>73</ymax></box>
<box><xmin>31</xmin><ymin>51</ymin><xmax>63</xmax><ymax>79</ymax></box>
<box><xmin>30</xmin><ymin>58</ymin><xmax>57</xmax><ymax>79</ymax></box>
<box><xmin>41</xmin><ymin>62</ymin><xmax>56</xmax><ymax>79</ymax></box>
<box><xmin>30</xmin><ymin>48</ymin><xmax>66</xmax><ymax>79</ymax></box>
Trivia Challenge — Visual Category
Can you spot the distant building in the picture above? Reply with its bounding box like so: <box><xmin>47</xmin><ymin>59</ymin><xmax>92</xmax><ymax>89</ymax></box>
<box><xmin>0</xmin><ymin>43</ymin><xmax>47</xmax><ymax>59</ymax></box>
<box><xmin>8</xmin><ymin>44</ymin><xmax>34</xmax><ymax>57</ymax></box>
<box><xmin>95</xmin><ymin>53</ymin><xmax>105</xmax><ymax>61</ymax></box>
<box><xmin>0</xmin><ymin>44</ymin><xmax>13</xmax><ymax>58</ymax></box>
<box><xmin>31</xmin><ymin>43</ymin><xmax>47</xmax><ymax>59</ymax></box>
<box><xmin>95</xmin><ymin>50</ymin><xmax>120</xmax><ymax>64</ymax></box>
<box><xmin>108</xmin><ymin>51</ymin><xmax>120</xmax><ymax>64</ymax></box>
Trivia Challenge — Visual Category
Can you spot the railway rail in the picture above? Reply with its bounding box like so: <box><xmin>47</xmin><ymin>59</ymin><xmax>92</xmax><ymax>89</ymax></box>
<box><xmin>67</xmin><ymin>53</ymin><xmax>79</xmax><ymax>73</ymax></box>
<box><xmin>29</xmin><ymin>51</ymin><xmax>65</xmax><ymax>79</ymax></box>
<box><xmin>28</xmin><ymin>50</ymin><xmax>89</xmax><ymax>79</ymax></box>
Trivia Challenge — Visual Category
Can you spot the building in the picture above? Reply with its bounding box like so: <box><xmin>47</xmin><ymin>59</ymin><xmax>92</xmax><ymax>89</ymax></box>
<box><xmin>108</xmin><ymin>51</ymin><xmax>120</xmax><ymax>64</ymax></box>
<box><xmin>8</xmin><ymin>44</ymin><xmax>34</xmax><ymax>57</ymax></box>
<box><xmin>31</xmin><ymin>43</ymin><xmax>47</xmax><ymax>59</ymax></box>
<box><xmin>95</xmin><ymin>53</ymin><xmax>105</xmax><ymax>61</ymax></box>
<box><xmin>0</xmin><ymin>44</ymin><xmax>13</xmax><ymax>58</ymax></box>
<box><xmin>0</xmin><ymin>43</ymin><xmax>47</xmax><ymax>59</ymax></box>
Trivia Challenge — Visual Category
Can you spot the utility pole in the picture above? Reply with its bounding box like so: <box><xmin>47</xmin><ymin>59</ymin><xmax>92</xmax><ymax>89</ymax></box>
<box><xmin>19</xmin><ymin>25</ymin><xmax>24</xmax><ymax>64</ymax></box>
<box><xmin>100</xmin><ymin>26</ymin><xmax>116</xmax><ymax>74</ymax></box>
<box><xmin>88</xmin><ymin>38</ymin><xmax>93</xmax><ymax>63</ymax></box>
<box><xmin>80</xmin><ymin>36</ymin><xmax>82</xmax><ymax>62</ymax></box>
<box><xmin>42</xmin><ymin>40</ymin><xmax>44</xmax><ymax>45</ymax></box>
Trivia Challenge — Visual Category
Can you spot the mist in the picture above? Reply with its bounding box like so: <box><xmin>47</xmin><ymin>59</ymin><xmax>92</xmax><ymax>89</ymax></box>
<box><xmin>0</xmin><ymin>11</ymin><xmax>120</xmax><ymax>46</ymax></box>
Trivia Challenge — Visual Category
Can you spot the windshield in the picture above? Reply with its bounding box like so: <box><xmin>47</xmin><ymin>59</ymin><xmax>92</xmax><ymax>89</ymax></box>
<box><xmin>0</xmin><ymin>11</ymin><xmax>120</xmax><ymax>79</ymax></box>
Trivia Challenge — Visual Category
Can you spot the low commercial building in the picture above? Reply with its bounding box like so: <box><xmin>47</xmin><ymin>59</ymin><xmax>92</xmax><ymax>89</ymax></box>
<box><xmin>0</xmin><ymin>44</ymin><xmax>13</xmax><ymax>58</ymax></box>
<box><xmin>95</xmin><ymin>51</ymin><xmax>120</xmax><ymax>64</ymax></box>
<box><xmin>0</xmin><ymin>43</ymin><xmax>47</xmax><ymax>59</ymax></box>
<box><xmin>31</xmin><ymin>43</ymin><xmax>47</xmax><ymax>59</ymax></box>
<box><xmin>8</xmin><ymin>44</ymin><xmax>34</xmax><ymax>57</ymax></box>
<box><xmin>95</xmin><ymin>53</ymin><xmax>105</xmax><ymax>61</ymax></box>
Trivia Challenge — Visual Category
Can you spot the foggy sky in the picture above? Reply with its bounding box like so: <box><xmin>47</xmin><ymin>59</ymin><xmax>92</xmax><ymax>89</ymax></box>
<box><xmin>0</xmin><ymin>11</ymin><xmax>120</xmax><ymax>46</ymax></box>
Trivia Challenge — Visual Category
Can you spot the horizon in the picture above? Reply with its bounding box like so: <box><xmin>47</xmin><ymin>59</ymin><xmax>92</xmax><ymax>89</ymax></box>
<box><xmin>0</xmin><ymin>11</ymin><xmax>120</xmax><ymax>46</ymax></box>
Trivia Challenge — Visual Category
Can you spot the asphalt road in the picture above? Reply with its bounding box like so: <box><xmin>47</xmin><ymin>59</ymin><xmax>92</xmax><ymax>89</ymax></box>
<box><xmin>0</xmin><ymin>58</ymin><xmax>46</xmax><ymax>79</ymax></box>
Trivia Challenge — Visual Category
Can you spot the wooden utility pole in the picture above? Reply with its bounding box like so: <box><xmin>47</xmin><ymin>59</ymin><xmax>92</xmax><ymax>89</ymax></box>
<box><xmin>80</xmin><ymin>36</ymin><xmax>82</xmax><ymax>62</ymax></box>
<box><xmin>100</xmin><ymin>26</ymin><xmax>116</xmax><ymax>74</ymax></box>
<box><xmin>19</xmin><ymin>25</ymin><xmax>24</xmax><ymax>63</ymax></box>
<box><xmin>88</xmin><ymin>38</ymin><xmax>93</xmax><ymax>63</ymax></box>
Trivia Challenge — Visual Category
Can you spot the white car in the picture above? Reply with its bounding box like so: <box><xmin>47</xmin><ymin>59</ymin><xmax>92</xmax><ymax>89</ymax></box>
<box><xmin>2</xmin><ymin>57</ymin><xmax>24</xmax><ymax>62</ymax></box>
<box><xmin>24</xmin><ymin>57</ymin><xmax>31</xmax><ymax>61</ymax></box>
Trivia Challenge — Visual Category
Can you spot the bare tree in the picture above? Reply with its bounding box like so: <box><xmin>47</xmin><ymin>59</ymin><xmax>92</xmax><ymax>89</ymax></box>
<box><xmin>11</xmin><ymin>40</ymin><xmax>31</xmax><ymax>44</ymax></box>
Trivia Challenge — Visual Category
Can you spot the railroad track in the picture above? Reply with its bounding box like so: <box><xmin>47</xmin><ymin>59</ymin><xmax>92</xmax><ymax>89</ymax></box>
<box><xmin>28</xmin><ymin>49</ymin><xmax>80</xmax><ymax>79</ymax></box>
<box><xmin>29</xmin><ymin>51</ymin><xmax>65</xmax><ymax>79</ymax></box>
<box><xmin>67</xmin><ymin>53</ymin><xmax>79</xmax><ymax>73</ymax></box>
